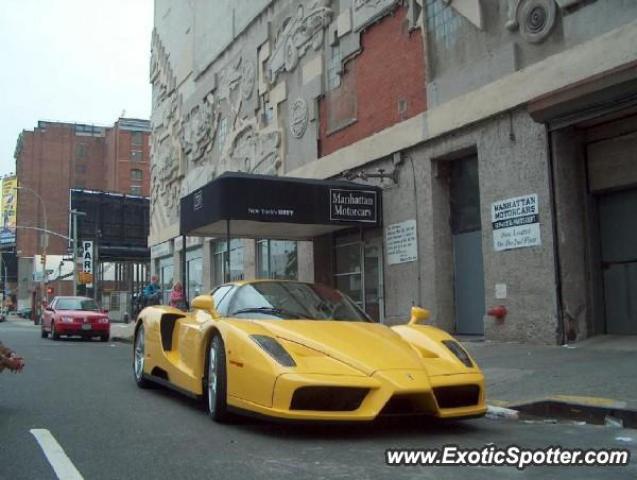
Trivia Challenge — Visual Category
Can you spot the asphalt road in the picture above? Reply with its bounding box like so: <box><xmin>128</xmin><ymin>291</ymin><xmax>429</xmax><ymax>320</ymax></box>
<box><xmin>1</xmin><ymin>318</ymin><xmax>635</xmax><ymax>480</ymax></box>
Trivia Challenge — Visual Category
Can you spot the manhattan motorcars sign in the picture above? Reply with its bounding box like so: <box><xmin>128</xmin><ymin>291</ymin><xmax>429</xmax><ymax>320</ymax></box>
<box><xmin>491</xmin><ymin>194</ymin><xmax>541</xmax><ymax>251</ymax></box>
<box><xmin>329</xmin><ymin>189</ymin><xmax>377</xmax><ymax>223</ymax></box>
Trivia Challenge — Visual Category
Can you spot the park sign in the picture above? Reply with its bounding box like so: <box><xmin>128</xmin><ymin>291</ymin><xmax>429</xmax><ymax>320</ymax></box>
<box><xmin>81</xmin><ymin>240</ymin><xmax>94</xmax><ymax>287</ymax></box>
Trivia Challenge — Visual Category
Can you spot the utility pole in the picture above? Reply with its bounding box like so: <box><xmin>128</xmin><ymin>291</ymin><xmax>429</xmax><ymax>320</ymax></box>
<box><xmin>70</xmin><ymin>210</ymin><xmax>86</xmax><ymax>296</ymax></box>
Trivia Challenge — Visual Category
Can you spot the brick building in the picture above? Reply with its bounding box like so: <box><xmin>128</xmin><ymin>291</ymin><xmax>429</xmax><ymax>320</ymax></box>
<box><xmin>14</xmin><ymin>117</ymin><xmax>150</xmax><ymax>303</ymax></box>
<box><xmin>149</xmin><ymin>0</ymin><xmax>637</xmax><ymax>343</ymax></box>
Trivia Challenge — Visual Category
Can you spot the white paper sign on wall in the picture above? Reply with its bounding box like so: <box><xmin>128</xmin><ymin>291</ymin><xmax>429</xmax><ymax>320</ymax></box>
<box><xmin>491</xmin><ymin>194</ymin><xmax>541</xmax><ymax>252</ymax></box>
<box><xmin>385</xmin><ymin>219</ymin><xmax>417</xmax><ymax>265</ymax></box>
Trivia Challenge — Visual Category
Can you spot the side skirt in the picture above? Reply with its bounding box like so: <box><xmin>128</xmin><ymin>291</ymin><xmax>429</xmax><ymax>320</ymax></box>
<box><xmin>142</xmin><ymin>373</ymin><xmax>202</xmax><ymax>400</ymax></box>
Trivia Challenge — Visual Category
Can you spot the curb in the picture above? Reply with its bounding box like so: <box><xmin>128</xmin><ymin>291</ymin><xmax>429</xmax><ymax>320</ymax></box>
<box><xmin>506</xmin><ymin>396</ymin><xmax>637</xmax><ymax>429</ymax></box>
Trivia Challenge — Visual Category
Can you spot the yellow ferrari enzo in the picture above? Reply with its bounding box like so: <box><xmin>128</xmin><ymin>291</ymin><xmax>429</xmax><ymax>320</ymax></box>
<box><xmin>133</xmin><ymin>280</ymin><xmax>486</xmax><ymax>422</ymax></box>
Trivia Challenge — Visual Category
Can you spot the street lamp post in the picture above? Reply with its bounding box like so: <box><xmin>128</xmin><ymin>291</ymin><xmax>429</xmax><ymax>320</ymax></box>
<box><xmin>16</xmin><ymin>186</ymin><xmax>48</xmax><ymax>315</ymax></box>
<box><xmin>70</xmin><ymin>210</ymin><xmax>86</xmax><ymax>296</ymax></box>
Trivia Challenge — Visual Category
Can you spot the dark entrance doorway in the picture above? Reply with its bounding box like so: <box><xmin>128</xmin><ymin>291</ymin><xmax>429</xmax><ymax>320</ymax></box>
<box><xmin>598</xmin><ymin>188</ymin><xmax>637</xmax><ymax>334</ymax></box>
<box><xmin>450</xmin><ymin>156</ymin><xmax>485</xmax><ymax>335</ymax></box>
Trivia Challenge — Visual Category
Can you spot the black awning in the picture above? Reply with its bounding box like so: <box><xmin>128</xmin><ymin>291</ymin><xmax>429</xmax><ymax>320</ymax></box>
<box><xmin>180</xmin><ymin>172</ymin><xmax>382</xmax><ymax>240</ymax></box>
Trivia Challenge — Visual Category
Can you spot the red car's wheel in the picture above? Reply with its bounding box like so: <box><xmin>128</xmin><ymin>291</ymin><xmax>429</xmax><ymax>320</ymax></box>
<box><xmin>51</xmin><ymin>322</ymin><xmax>60</xmax><ymax>340</ymax></box>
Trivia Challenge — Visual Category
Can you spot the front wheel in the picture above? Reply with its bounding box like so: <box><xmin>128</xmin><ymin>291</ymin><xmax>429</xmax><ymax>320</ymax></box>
<box><xmin>51</xmin><ymin>323</ymin><xmax>59</xmax><ymax>340</ymax></box>
<box><xmin>133</xmin><ymin>326</ymin><xmax>151</xmax><ymax>388</ymax></box>
<box><xmin>41</xmin><ymin>326</ymin><xmax>47</xmax><ymax>338</ymax></box>
<box><xmin>206</xmin><ymin>335</ymin><xmax>229</xmax><ymax>422</ymax></box>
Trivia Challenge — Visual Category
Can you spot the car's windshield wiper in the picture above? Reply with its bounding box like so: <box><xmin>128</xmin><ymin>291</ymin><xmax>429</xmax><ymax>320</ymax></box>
<box><xmin>230</xmin><ymin>307</ymin><xmax>311</xmax><ymax>319</ymax></box>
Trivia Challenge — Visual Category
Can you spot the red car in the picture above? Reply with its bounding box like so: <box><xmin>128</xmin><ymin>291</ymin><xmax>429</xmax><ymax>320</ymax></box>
<box><xmin>41</xmin><ymin>296</ymin><xmax>110</xmax><ymax>342</ymax></box>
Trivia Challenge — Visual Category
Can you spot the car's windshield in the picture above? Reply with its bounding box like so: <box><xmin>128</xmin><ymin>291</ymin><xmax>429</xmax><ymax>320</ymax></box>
<box><xmin>55</xmin><ymin>298</ymin><xmax>100</xmax><ymax>312</ymax></box>
<box><xmin>228</xmin><ymin>281</ymin><xmax>373</xmax><ymax>322</ymax></box>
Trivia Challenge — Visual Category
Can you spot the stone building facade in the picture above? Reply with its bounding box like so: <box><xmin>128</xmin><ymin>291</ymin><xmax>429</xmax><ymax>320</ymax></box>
<box><xmin>150</xmin><ymin>0</ymin><xmax>637</xmax><ymax>343</ymax></box>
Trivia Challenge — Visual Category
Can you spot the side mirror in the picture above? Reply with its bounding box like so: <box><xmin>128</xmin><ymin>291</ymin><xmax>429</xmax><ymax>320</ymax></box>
<box><xmin>191</xmin><ymin>295</ymin><xmax>217</xmax><ymax>316</ymax></box>
<box><xmin>408</xmin><ymin>306</ymin><xmax>430</xmax><ymax>325</ymax></box>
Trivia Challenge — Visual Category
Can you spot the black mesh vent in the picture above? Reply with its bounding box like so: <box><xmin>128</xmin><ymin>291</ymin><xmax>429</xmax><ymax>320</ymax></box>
<box><xmin>379</xmin><ymin>394</ymin><xmax>435</xmax><ymax>415</ymax></box>
<box><xmin>290</xmin><ymin>387</ymin><xmax>368</xmax><ymax>411</ymax></box>
<box><xmin>433</xmin><ymin>385</ymin><xmax>480</xmax><ymax>409</ymax></box>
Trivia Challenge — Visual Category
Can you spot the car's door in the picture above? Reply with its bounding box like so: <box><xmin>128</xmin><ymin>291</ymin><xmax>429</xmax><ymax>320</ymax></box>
<box><xmin>170</xmin><ymin>287</ymin><xmax>235</xmax><ymax>393</ymax></box>
<box><xmin>43</xmin><ymin>298</ymin><xmax>57</xmax><ymax>329</ymax></box>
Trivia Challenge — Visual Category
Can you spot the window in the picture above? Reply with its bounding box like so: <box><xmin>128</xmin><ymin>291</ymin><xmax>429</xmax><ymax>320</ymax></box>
<box><xmin>130</xmin><ymin>150</ymin><xmax>143</xmax><ymax>161</ymax></box>
<box><xmin>186</xmin><ymin>251</ymin><xmax>203</xmax><ymax>303</ymax></box>
<box><xmin>213</xmin><ymin>239</ymin><xmax>244</xmax><ymax>286</ymax></box>
<box><xmin>257</xmin><ymin>240</ymin><xmax>297</xmax><ymax>280</ymax></box>
<box><xmin>75</xmin><ymin>143</ymin><xmax>88</xmax><ymax>160</ymax></box>
<box><xmin>130</xmin><ymin>185</ymin><xmax>142</xmax><ymax>196</ymax></box>
<box><xmin>130</xmin><ymin>169</ymin><xmax>143</xmax><ymax>182</ymax></box>
<box><xmin>131</xmin><ymin>132</ymin><xmax>143</xmax><ymax>146</ymax></box>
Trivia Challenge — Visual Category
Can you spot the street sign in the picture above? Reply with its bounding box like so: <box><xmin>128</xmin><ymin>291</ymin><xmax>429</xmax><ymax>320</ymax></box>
<box><xmin>81</xmin><ymin>240</ymin><xmax>94</xmax><ymax>287</ymax></box>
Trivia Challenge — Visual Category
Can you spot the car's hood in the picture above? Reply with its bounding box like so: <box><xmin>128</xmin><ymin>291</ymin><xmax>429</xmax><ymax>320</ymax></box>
<box><xmin>253</xmin><ymin>320</ymin><xmax>424</xmax><ymax>375</ymax></box>
<box><xmin>56</xmin><ymin>310</ymin><xmax>105</xmax><ymax>318</ymax></box>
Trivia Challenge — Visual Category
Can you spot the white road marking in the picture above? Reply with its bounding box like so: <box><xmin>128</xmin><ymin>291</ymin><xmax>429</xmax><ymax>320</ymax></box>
<box><xmin>30</xmin><ymin>429</ymin><xmax>84</xmax><ymax>480</ymax></box>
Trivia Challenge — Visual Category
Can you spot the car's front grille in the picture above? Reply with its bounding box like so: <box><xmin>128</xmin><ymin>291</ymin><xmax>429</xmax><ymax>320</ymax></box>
<box><xmin>433</xmin><ymin>385</ymin><xmax>480</xmax><ymax>409</ymax></box>
<box><xmin>290</xmin><ymin>386</ymin><xmax>368</xmax><ymax>411</ymax></box>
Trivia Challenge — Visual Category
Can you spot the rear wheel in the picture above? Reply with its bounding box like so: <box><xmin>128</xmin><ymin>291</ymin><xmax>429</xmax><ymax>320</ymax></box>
<box><xmin>133</xmin><ymin>326</ymin><xmax>150</xmax><ymax>388</ymax></box>
<box><xmin>206</xmin><ymin>335</ymin><xmax>229</xmax><ymax>422</ymax></box>
<box><xmin>41</xmin><ymin>326</ymin><xmax>47</xmax><ymax>338</ymax></box>
<box><xmin>51</xmin><ymin>323</ymin><xmax>59</xmax><ymax>340</ymax></box>
<box><xmin>100</xmin><ymin>334</ymin><xmax>109</xmax><ymax>342</ymax></box>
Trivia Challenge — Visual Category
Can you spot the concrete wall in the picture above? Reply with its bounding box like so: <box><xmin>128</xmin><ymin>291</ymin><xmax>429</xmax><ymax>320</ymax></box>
<box><xmin>426</xmin><ymin>0</ymin><xmax>637</xmax><ymax>108</ymax></box>
<box><xmin>322</xmin><ymin>109</ymin><xmax>559</xmax><ymax>343</ymax></box>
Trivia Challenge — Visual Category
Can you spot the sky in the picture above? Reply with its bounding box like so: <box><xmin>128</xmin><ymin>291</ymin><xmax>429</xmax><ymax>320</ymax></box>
<box><xmin>0</xmin><ymin>0</ymin><xmax>154</xmax><ymax>176</ymax></box>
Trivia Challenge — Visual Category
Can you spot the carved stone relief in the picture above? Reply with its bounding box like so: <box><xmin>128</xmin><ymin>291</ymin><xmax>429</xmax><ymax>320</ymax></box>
<box><xmin>150</xmin><ymin>29</ymin><xmax>177</xmax><ymax>109</ymax></box>
<box><xmin>289</xmin><ymin>97</ymin><xmax>309</xmax><ymax>139</ymax></box>
<box><xmin>222</xmin><ymin>116</ymin><xmax>282</xmax><ymax>175</ymax></box>
<box><xmin>506</xmin><ymin>0</ymin><xmax>558</xmax><ymax>44</ymax></box>
<box><xmin>180</xmin><ymin>92</ymin><xmax>220</xmax><ymax>166</ymax></box>
<box><xmin>352</xmin><ymin>0</ymin><xmax>398</xmax><ymax>31</ymax></box>
<box><xmin>267</xmin><ymin>1</ymin><xmax>333</xmax><ymax>82</ymax></box>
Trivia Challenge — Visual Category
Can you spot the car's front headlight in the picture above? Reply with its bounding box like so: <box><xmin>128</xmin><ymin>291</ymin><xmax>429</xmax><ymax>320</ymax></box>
<box><xmin>61</xmin><ymin>316</ymin><xmax>74</xmax><ymax>323</ymax></box>
<box><xmin>250</xmin><ymin>335</ymin><xmax>296</xmax><ymax>367</ymax></box>
<box><xmin>442</xmin><ymin>340</ymin><xmax>474</xmax><ymax>368</ymax></box>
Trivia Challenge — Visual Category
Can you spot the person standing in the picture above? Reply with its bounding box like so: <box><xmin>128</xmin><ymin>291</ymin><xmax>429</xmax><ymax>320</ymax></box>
<box><xmin>142</xmin><ymin>275</ymin><xmax>161</xmax><ymax>307</ymax></box>
<box><xmin>169</xmin><ymin>281</ymin><xmax>187</xmax><ymax>311</ymax></box>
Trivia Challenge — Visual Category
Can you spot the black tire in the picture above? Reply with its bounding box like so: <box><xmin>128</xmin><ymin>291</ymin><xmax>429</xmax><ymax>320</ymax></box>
<box><xmin>133</xmin><ymin>325</ymin><xmax>151</xmax><ymax>388</ymax></box>
<box><xmin>51</xmin><ymin>323</ymin><xmax>60</xmax><ymax>340</ymax></box>
<box><xmin>41</xmin><ymin>326</ymin><xmax>47</xmax><ymax>338</ymax></box>
<box><xmin>206</xmin><ymin>334</ymin><xmax>230</xmax><ymax>422</ymax></box>
<box><xmin>100</xmin><ymin>335</ymin><xmax>109</xmax><ymax>342</ymax></box>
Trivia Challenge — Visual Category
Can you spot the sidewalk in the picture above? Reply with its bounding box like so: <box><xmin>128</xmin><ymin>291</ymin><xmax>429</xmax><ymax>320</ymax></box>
<box><xmin>464</xmin><ymin>336</ymin><xmax>637</xmax><ymax>413</ymax></box>
<box><xmin>109</xmin><ymin>321</ymin><xmax>136</xmax><ymax>343</ymax></box>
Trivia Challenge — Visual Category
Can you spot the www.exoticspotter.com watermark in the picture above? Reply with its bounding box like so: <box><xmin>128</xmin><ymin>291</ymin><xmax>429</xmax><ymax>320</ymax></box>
<box><xmin>386</xmin><ymin>445</ymin><xmax>631</xmax><ymax>470</ymax></box>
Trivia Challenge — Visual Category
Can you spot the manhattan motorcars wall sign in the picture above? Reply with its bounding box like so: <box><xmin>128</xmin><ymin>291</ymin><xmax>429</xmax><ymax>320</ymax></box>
<box><xmin>330</xmin><ymin>189</ymin><xmax>377</xmax><ymax>223</ymax></box>
<box><xmin>491</xmin><ymin>194</ymin><xmax>541</xmax><ymax>251</ymax></box>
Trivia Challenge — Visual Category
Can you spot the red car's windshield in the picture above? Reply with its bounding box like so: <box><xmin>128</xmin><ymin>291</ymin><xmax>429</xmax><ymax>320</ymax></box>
<box><xmin>227</xmin><ymin>281</ymin><xmax>373</xmax><ymax>322</ymax></box>
<box><xmin>56</xmin><ymin>298</ymin><xmax>100</xmax><ymax>312</ymax></box>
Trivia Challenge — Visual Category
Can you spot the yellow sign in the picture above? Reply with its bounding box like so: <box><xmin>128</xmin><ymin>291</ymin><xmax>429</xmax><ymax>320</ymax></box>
<box><xmin>0</xmin><ymin>176</ymin><xmax>17</xmax><ymax>245</ymax></box>
<box><xmin>78</xmin><ymin>272</ymin><xmax>94</xmax><ymax>285</ymax></box>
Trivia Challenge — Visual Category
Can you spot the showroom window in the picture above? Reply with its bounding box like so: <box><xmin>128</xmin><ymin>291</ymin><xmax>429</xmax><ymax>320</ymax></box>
<box><xmin>186</xmin><ymin>249</ymin><xmax>203</xmax><ymax>302</ymax></box>
<box><xmin>213</xmin><ymin>239</ymin><xmax>244</xmax><ymax>286</ymax></box>
<box><xmin>256</xmin><ymin>240</ymin><xmax>297</xmax><ymax>280</ymax></box>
